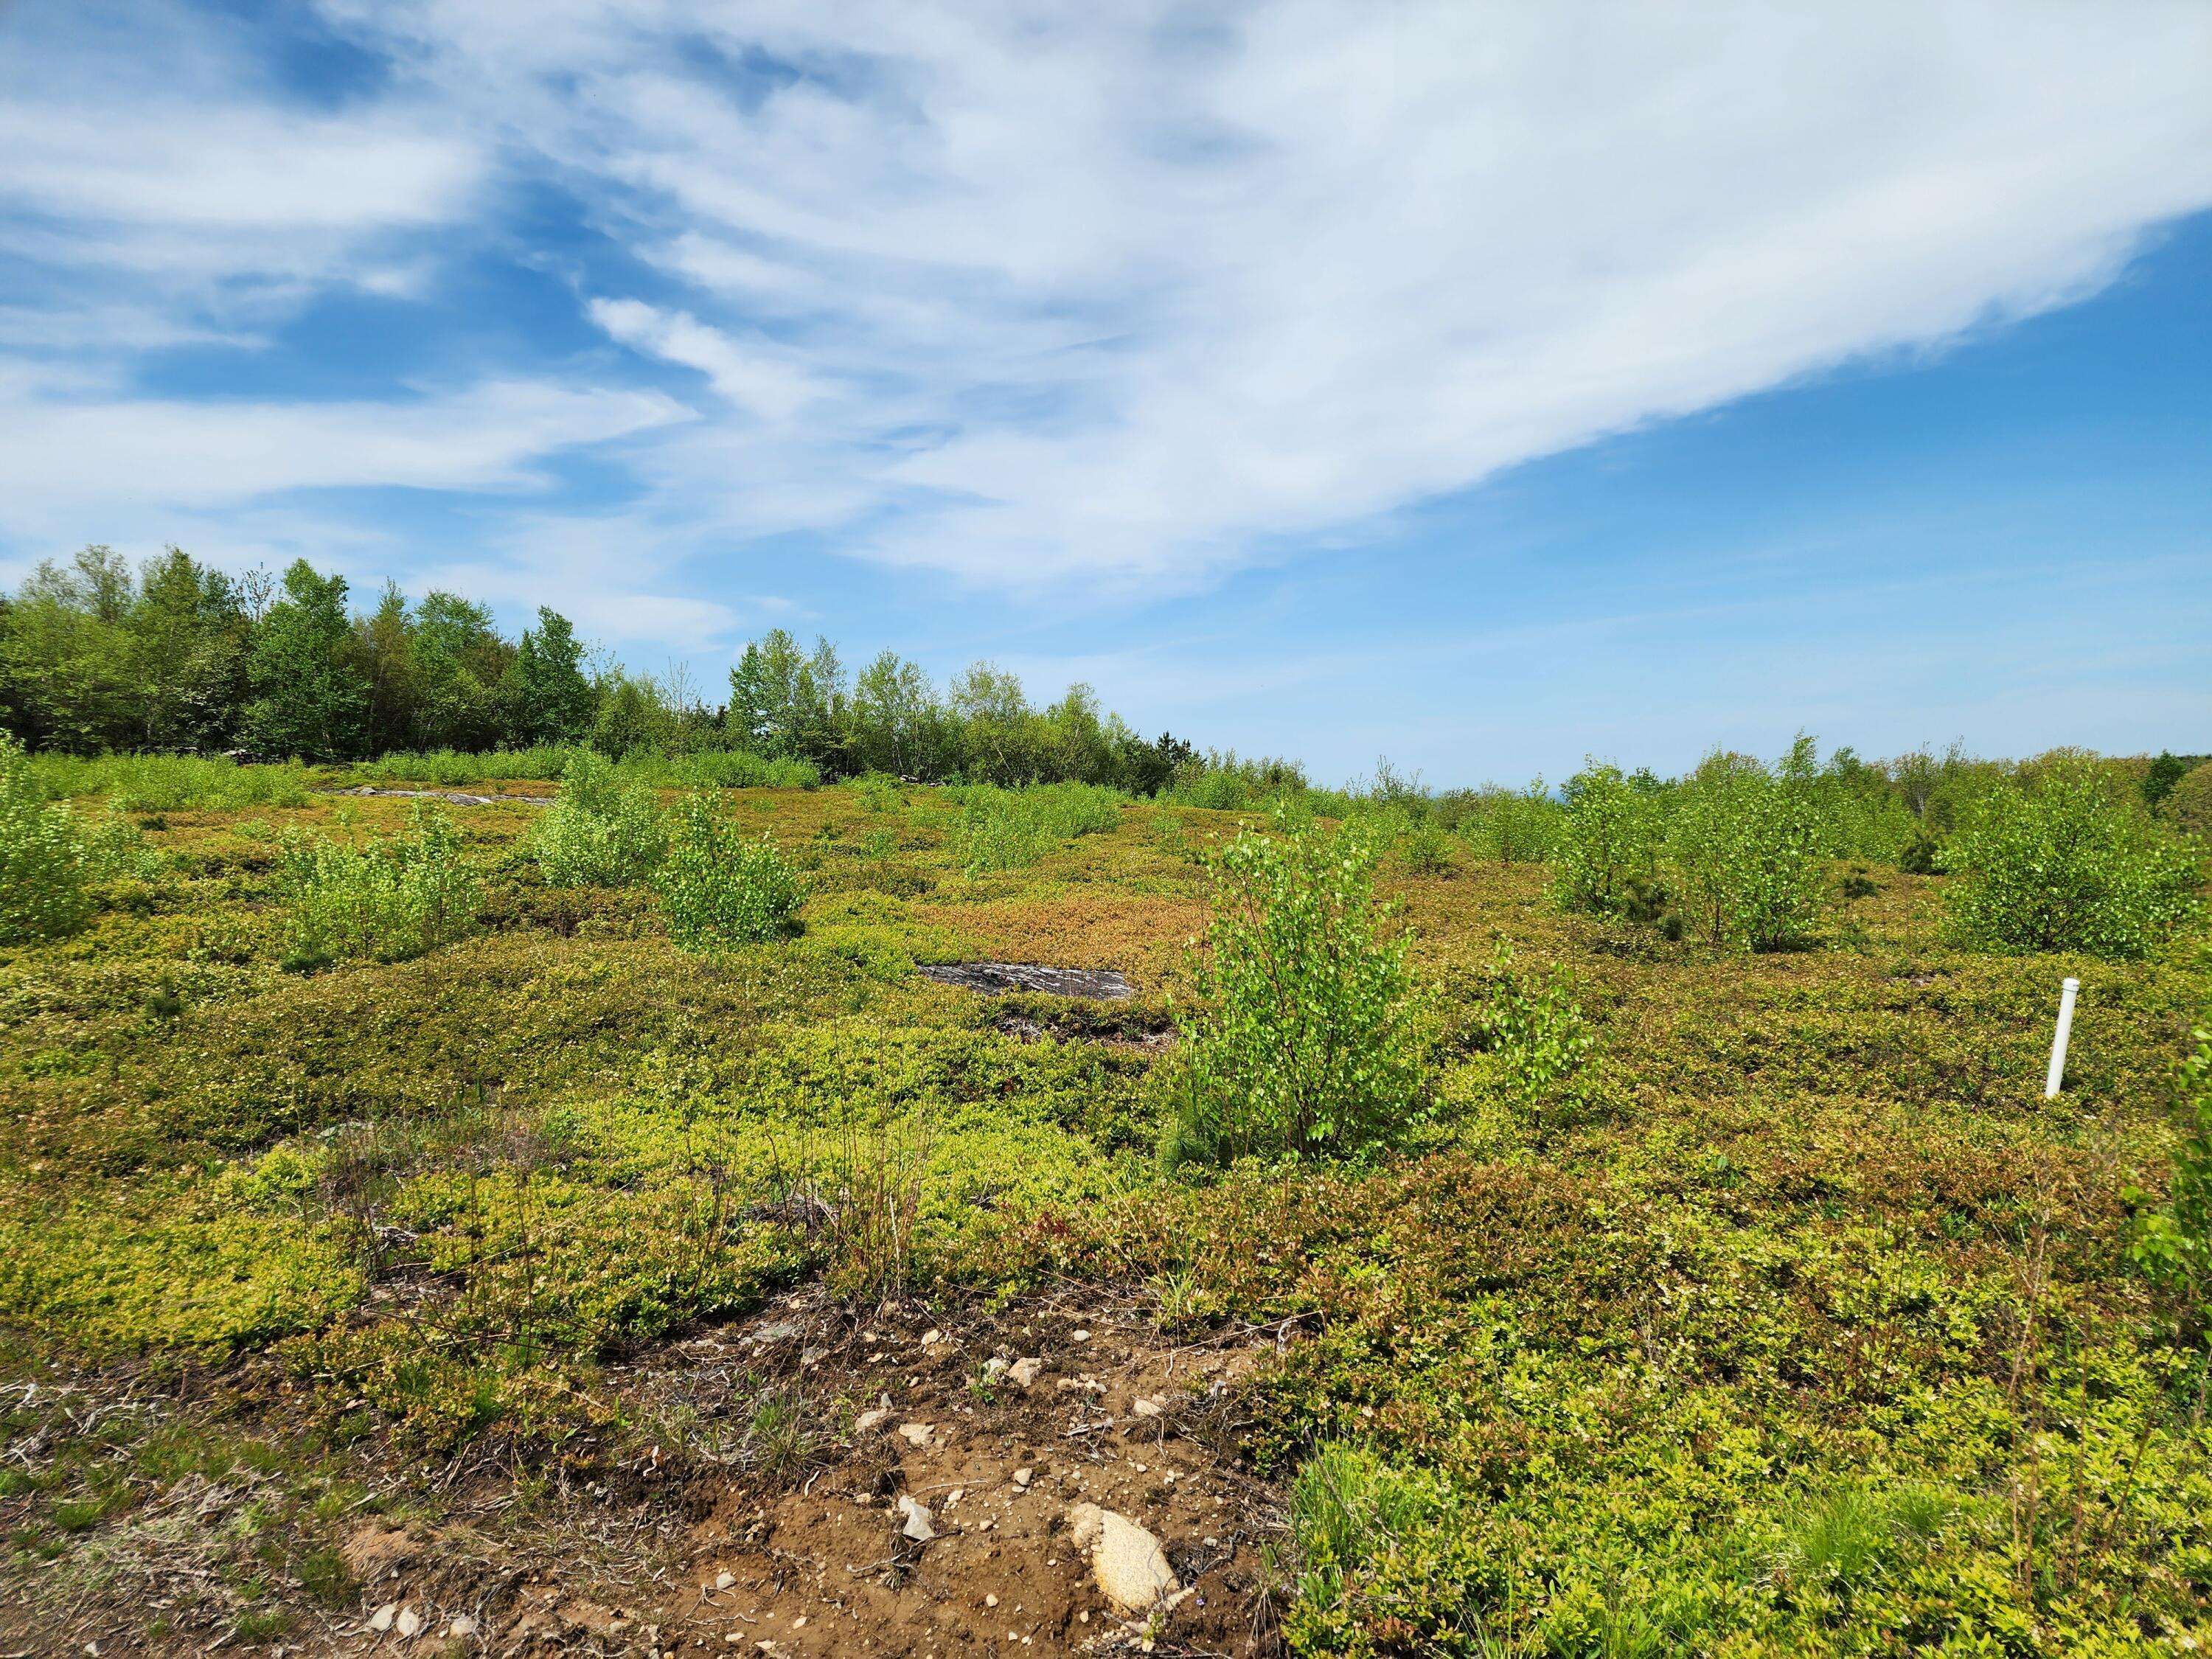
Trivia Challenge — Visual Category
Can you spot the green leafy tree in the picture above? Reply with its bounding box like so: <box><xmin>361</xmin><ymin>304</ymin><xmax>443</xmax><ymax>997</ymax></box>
<box><xmin>1942</xmin><ymin>759</ymin><xmax>2202</xmax><ymax>959</ymax></box>
<box><xmin>410</xmin><ymin>591</ymin><xmax>510</xmax><ymax>751</ymax></box>
<box><xmin>1668</xmin><ymin>746</ymin><xmax>1832</xmax><ymax>950</ymax></box>
<box><xmin>0</xmin><ymin>548</ymin><xmax>139</xmax><ymax>751</ymax></box>
<box><xmin>245</xmin><ymin>560</ymin><xmax>368</xmax><ymax>760</ymax></box>
<box><xmin>1551</xmin><ymin>761</ymin><xmax>1665</xmax><ymax>915</ymax></box>
<box><xmin>501</xmin><ymin>608</ymin><xmax>595</xmax><ymax>745</ymax></box>
<box><xmin>1166</xmin><ymin>810</ymin><xmax>1424</xmax><ymax>1166</ymax></box>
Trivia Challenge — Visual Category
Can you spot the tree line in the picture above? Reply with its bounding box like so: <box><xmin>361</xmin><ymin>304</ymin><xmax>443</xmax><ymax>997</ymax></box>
<box><xmin>0</xmin><ymin>546</ymin><xmax>1200</xmax><ymax>790</ymax></box>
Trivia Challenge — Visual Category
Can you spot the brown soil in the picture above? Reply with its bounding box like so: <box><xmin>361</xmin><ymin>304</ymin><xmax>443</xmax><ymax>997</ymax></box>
<box><xmin>245</xmin><ymin>1287</ymin><xmax>1294</xmax><ymax>1658</ymax></box>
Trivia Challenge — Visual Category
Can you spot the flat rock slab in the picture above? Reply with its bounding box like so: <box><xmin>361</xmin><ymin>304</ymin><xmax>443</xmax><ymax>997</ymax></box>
<box><xmin>917</xmin><ymin>962</ymin><xmax>1133</xmax><ymax>1000</ymax></box>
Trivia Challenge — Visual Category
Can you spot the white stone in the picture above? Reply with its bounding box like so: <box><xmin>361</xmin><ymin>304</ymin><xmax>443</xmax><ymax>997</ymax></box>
<box><xmin>1065</xmin><ymin>1505</ymin><xmax>1179</xmax><ymax>1616</ymax></box>
<box><xmin>369</xmin><ymin>1604</ymin><xmax>397</xmax><ymax>1632</ymax></box>
<box><xmin>897</xmin><ymin>1421</ymin><xmax>932</xmax><ymax>1447</ymax></box>
<box><xmin>715</xmin><ymin>1571</ymin><xmax>737</xmax><ymax>1591</ymax></box>
<box><xmin>1131</xmin><ymin>1397</ymin><xmax>1163</xmax><ymax>1418</ymax></box>
<box><xmin>447</xmin><ymin>1615</ymin><xmax>478</xmax><ymax>1638</ymax></box>
<box><xmin>896</xmin><ymin>1494</ymin><xmax>937</xmax><ymax>1542</ymax></box>
<box><xmin>1012</xmin><ymin>1467</ymin><xmax>1033</xmax><ymax>1488</ymax></box>
<box><xmin>394</xmin><ymin>1606</ymin><xmax>422</xmax><ymax>1638</ymax></box>
<box><xmin>1006</xmin><ymin>1357</ymin><xmax>1044</xmax><ymax>1389</ymax></box>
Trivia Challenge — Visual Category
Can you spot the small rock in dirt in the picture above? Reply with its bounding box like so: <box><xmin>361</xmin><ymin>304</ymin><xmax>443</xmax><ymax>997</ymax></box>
<box><xmin>897</xmin><ymin>1421</ymin><xmax>933</xmax><ymax>1447</ymax></box>
<box><xmin>751</xmin><ymin>1321</ymin><xmax>800</xmax><ymax>1344</ymax></box>
<box><xmin>1071</xmin><ymin>1329</ymin><xmax>1091</xmax><ymax>1342</ymax></box>
<box><xmin>1007</xmin><ymin>1357</ymin><xmax>1044</xmax><ymax>1389</ymax></box>
<box><xmin>983</xmin><ymin>1356</ymin><xmax>1009</xmax><ymax>1382</ymax></box>
<box><xmin>1132</xmin><ymin>1397</ymin><xmax>1163</xmax><ymax>1418</ymax></box>
<box><xmin>854</xmin><ymin>1397</ymin><xmax>894</xmax><ymax>1434</ymax></box>
<box><xmin>448</xmin><ymin>1615</ymin><xmax>478</xmax><ymax>1638</ymax></box>
<box><xmin>395</xmin><ymin>1605</ymin><xmax>423</xmax><ymax>1638</ymax></box>
<box><xmin>920</xmin><ymin>1328</ymin><xmax>943</xmax><ymax>1346</ymax></box>
<box><xmin>984</xmin><ymin>1593</ymin><xmax>999</xmax><ymax>1607</ymax></box>
<box><xmin>1066</xmin><ymin>1505</ymin><xmax>1180</xmax><ymax>1616</ymax></box>
<box><xmin>1012</xmin><ymin>1467</ymin><xmax>1033</xmax><ymax>1488</ymax></box>
<box><xmin>895</xmin><ymin>1495</ymin><xmax>937</xmax><ymax>1542</ymax></box>
<box><xmin>369</xmin><ymin>1604</ymin><xmax>398</xmax><ymax>1632</ymax></box>
<box><xmin>714</xmin><ymin>1571</ymin><xmax>736</xmax><ymax>1592</ymax></box>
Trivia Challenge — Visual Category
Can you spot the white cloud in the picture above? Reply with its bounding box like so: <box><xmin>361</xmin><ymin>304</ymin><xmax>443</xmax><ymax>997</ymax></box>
<box><xmin>344</xmin><ymin>0</ymin><xmax>2212</xmax><ymax>588</ymax></box>
<box><xmin>1</xmin><ymin>0</ymin><xmax>2208</xmax><ymax>617</ymax></box>
<box><xmin>0</xmin><ymin>381</ymin><xmax>685</xmax><ymax>526</ymax></box>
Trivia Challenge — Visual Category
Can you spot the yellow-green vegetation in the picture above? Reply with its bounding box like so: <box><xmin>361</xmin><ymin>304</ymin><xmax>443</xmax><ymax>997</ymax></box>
<box><xmin>2</xmin><ymin>753</ymin><xmax>2208</xmax><ymax>1654</ymax></box>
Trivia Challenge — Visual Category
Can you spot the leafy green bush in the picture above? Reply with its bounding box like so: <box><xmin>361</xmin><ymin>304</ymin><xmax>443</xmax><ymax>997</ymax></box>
<box><xmin>1468</xmin><ymin>940</ymin><xmax>1596</xmax><ymax>1105</ymax></box>
<box><xmin>1668</xmin><ymin>748</ymin><xmax>1831</xmax><ymax>950</ymax></box>
<box><xmin>1392</xmin><ymin>813</ymin><xmax>1455</xmax><ymax>877</ymax></box>
<box><xmin>1450</xmin><ymin>780</ymin><xmax>1562</xmax><ymax>864</ymax></box>
<box><xmin>1</xmin><ymin>734</ymin><xmax>103</xmax><ymax>941</ymax></box>
<box><xmin>2128</xmin><ymin>1021</ymin><xmax>2212</xmax><ymax>1337</ymax></box>
<box><xmin>2170</xmin><ymin>760</ymin><xmax>2212</xmax><ymax>841</ymax></box>
<box><xmin>953</xmin><ymin>781</ymin><xmax>1124</xmax><ymax>873</ymax></box>
<box><xmin>653</xmin><ymin>793</ymin><xmax>804</xmax><ymax>947</ymax></box>
<box><xmin>278</xmin><ymin>807</ymin><xmax>478</xmax><ymax>967</ymax></box>
<box><xmin>1551</xmin><ymin>762</ymin><xmax>1664</xmax><ymax>915</ymax></box>
<box><xmin>1164</xmin><ymin>811</ymin><xmax>1422</xmax><ymax>1166</ymax></box>
<box><xmin>530</xmin><ymin>750</ymin><xmax>667</xmax><ymax>886</ymax></box>
<box><xmin>1941</xmin><ymin>762</ymin><xmax>2202</xmax><ymax>958</ymax></box>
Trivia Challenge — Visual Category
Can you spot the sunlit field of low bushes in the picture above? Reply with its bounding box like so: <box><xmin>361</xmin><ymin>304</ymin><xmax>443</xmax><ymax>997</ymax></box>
<box><xmin>1</xmin><ymin>731</ymin><xmax>2207</xmax><ymax>1653</ymax></box>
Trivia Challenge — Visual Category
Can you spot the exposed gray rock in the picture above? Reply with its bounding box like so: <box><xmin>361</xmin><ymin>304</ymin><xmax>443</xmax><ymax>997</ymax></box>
<box><xmin>917</xmin><ymin>962</ymin><xmax>1133</xmax><ymax>1001</ymax></box>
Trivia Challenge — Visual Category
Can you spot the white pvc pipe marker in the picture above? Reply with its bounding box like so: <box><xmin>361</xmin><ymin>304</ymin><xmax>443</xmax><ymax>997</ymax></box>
<box><xmin>2044</xmin><ymin>977</ymin><xmax>2080</xmax><ymax>1099</ymax></box>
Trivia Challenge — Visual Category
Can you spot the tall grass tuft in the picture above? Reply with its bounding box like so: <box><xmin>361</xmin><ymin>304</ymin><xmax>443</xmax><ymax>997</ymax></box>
<box><xmin>22</xmin><ymin>751</ymin><xmax>311</xmax><ymax>811</ymax></box>
<box><xmin>358</xmin><ymin>745</ymin><xmax>821</xmax><ymax>790</ymax></box>
<box><xmin>952</xmin><ymin>781</ymin><xmax>1125</xmax><ymax>873</ymax></box>
<box><xmin>278</xmin><ymin>807</ymin><xmax>480</xmax><ymax>967</ymax></box>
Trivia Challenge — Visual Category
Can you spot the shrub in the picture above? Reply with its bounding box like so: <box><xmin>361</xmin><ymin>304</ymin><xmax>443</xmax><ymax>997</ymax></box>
<box><xmin>1668</xmin><ymin>749</ymin><xmax>1831</xmax><ymax>950</ymax></box>
<box><xmin>278</xmin><ymin>807</ymin><xmax>479</xmax><ymax>967</ymax></box>
<box><xmin>1453</xmin><ymin>780</ymin><xmax>1562</xmax><ymax>864</ymax></box>
<box><xmin>1164</xmin><ymin>811</ymin><xmax>1423</xmax><ymax>1166</ymax></box>
<box><xmin>2170</xmin><ymin>760</ymin><xmax>2212</xmax><ymax>841</ymax></box>
<box><xmin>1393</xmin><ymin>813</ymin><xmax>1455</xmax><ymax>877</ymax></box>
<box><xmin>1551</xmin><ymin>762</ymin><xmax>1663</xmax><ymax>915</ymax></box>
<box><xmin>1</xmin><ymin>734</ymin><xmax>101</xmax><ymax>941</ymax></box>
<box><xmin>654</xmin><ymin>793</ymin><xmax>804</xmax><ymax>947</ymax></box>
<box><xmin>530</xmin><ymin>750</ymin><xmax>667</xmax><ymax>886</ymax></box>
<box><xmin>1468</xmin><ymin>940</ymin><xmax>1596</xmax><ymax>1105</ymax></box>
<box><xmin>2128</xmin><ymin>1022</ymin><xmax>2212</xmax><ymax>1340</ymax></box>
<box><xmin>1941</xmin><ymin>762</ymin><xmax>2202</xmax><ymax>959</ymax></box>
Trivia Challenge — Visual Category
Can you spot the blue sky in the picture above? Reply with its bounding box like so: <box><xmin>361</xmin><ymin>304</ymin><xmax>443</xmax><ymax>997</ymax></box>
<box><xmin>2</xmin><ymin>1</ymin><xmax>2208</xmax><ymax>786</ymax></box>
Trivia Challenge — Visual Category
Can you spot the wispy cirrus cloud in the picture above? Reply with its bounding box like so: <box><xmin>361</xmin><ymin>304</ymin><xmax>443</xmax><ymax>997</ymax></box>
<box><xmin>1</xmin><ymin>0</ymin><xmax>2208</xmax><ymax>644</ymax></box>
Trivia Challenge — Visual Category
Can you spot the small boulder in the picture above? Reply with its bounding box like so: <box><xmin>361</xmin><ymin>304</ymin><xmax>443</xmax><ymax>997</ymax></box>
<box><xmin>1006</xmin><ymin>1357</ymin><xmax>1044</xmax><ymax>1389</ymax></box>
<box><xmin>394</xmin><ymin>1605</ymin><xmax>423</xmax><ymax>1638</ymax></box>
<box><xmin>1065</xmin><ymin>1504</ymin><xmax>1179</xmax><ymax>1616</ymax></box>
<box><xmin>897</xmin><ymin>1421</ymin><xmax>933</xmax><ymax>1447</ymax></box>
